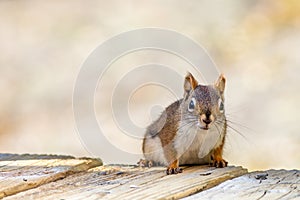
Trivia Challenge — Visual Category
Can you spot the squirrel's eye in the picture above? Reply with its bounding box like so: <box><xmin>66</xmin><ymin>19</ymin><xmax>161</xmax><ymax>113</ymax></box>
<box><xmin>188</xmin><ymin>98</ymin><xmax>196</xmax><ymax>112</ymax></box>
<box><xmin>218</xmin><ymin>98</ymin><xmax>224</xmax><ymax>113</ymax></box>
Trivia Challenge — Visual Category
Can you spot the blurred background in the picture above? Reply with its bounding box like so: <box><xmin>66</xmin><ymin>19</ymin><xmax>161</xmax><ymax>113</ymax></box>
<box><xmin>0</xmin><ymin>0</ymin><xmax>299</xmax><ymax>171</ymax></box>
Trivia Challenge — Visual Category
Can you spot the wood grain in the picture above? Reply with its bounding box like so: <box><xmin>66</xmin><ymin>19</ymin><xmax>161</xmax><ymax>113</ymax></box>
<box><xmin>0</xmin><ymin>154</ymin><xmax>102</xmax><ymax>199</ymax></box>
<box><xmin>4</xmin><ymin>154</ymin><xmax>297</xmax><ymax>200</ymax></box>
<box><xmin>183</xmin><ymin>169</ymin><xmax>300</xmax><ymax>200</ymax></box>
<box><xmin>4</xmin><ymin>165</ymin><xmax>247</xmax><ymax>200</ymax></box>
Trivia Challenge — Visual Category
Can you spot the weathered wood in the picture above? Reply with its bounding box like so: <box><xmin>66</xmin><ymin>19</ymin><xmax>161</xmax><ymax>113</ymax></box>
<box><xmin>5</xmin><ymin>154</ymin><xmax>297</xmax><ymax>200</ymax></box>
<box><xmin>183</xmin><ymin>169</ymin><xmax>300</xmax><ymax>200</ymax></box>
<box><xmin>0</xmin><ymin>154</ymin><xmax>102</xmax><ymax>199</ymax></box>
<box><xmin>4</xmin><ymin>165</ymin><xmax>247</xmax><ymax>200</ymax></box>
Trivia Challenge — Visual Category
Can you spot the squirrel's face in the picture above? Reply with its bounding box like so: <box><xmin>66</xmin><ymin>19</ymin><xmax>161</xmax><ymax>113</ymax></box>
<box><xmin>182</xmin><ymin>72</ymin><xmax>226</xmax><ymax>130</ymax></box>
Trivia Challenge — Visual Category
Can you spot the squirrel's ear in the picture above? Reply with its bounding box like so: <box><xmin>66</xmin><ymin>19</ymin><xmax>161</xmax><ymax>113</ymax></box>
<box><xmin>215</xmin><ymin>74</ymin><xmax>226</xmax><ymax>94</ymax></box>
<box><xmin>184</xmin><ymin>72</ymin><xmax>198</xmax><ymax>96</ymax></box>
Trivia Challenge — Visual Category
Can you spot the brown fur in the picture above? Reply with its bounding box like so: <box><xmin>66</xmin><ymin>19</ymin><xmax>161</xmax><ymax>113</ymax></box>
<box><xmin>211</xmin><ymin>121</ymin><xmax>228</xmax><ymax>168</ymax></box>
<box><xmin>143</xmin><ymin>72</ymin><xmax>227</xmax><ymax>174</ymax></box>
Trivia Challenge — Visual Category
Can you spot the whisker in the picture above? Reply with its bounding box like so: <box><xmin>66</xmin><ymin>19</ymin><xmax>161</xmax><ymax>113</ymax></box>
<box><xmin>186</xmin><ymin>121</ymin><xmax>197</xmax><ymax>134</ymax></box>
<box><xmin>180</xmin><ymin>116</ymin><xmax>197</xmax><ymax>122</ymax></box>
<box><xmin>177</xmin><ymin>120</ymin><xmax>197</xmax><ymax>132</ymax></box>
<box><xmin>225</xmin><ymin>119</ymin><xmax>254</xmax><ymax>132</ymax></box>
<box><xmin>225</xmin><ymin>123</ymin><xmax>248</xmax><ymax>141</ymax></box>
<box><xmin>213</xmin><ymin>123</ymin><xmax>222</xmax><ymax>137</ymax></box>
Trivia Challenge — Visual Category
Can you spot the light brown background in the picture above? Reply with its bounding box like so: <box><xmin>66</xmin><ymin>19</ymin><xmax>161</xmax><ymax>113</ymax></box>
<box><xmin>0</xmin><ymin>0</ymin><xmax>299</xmax><ymax>170</ymax></box>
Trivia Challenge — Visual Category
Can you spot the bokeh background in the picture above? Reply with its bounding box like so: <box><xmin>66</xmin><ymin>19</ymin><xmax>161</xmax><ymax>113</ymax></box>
<box><xmin>0</xmin><ymin>0</ymin><xmax>299</xmax><ymax>171</ymax></box>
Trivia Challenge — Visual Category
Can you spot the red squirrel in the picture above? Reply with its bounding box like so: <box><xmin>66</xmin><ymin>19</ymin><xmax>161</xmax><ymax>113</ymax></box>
<box><xmin>142</xmin><ymin>72</ymin><xmax>227</xmax><ymax>175</ymax></box>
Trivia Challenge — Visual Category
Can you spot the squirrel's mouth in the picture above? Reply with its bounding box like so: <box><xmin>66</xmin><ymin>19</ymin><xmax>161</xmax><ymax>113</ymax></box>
<box><xmin>200</xmin><ymin>126</ymin><xmax>209</xmax><ymax>130</ymax></box>
<box><xmin>197</xmin><ymin>122</ymin><xmax>210</xmax><ymax>130</ymax></box>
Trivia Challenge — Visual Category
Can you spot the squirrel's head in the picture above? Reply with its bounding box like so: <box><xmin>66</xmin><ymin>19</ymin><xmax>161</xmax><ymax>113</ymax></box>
<box><xmin>182</xmin><ymin>72</ymin><xmax>226</xmax><ymax>130</ymax></box>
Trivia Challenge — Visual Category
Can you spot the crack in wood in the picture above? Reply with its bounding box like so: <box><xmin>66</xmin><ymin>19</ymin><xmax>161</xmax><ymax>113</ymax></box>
<box><xmin>256</xmin><ymin>190</ymin><xmax>267</xmax><ymax>200</ymax></box>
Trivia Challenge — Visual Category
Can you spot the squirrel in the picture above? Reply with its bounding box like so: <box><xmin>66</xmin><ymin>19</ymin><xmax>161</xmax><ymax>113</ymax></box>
<box><xmin>141</xmin><ymin>72</ymin><xmax>227</xmax><ymax>175</ymax></box>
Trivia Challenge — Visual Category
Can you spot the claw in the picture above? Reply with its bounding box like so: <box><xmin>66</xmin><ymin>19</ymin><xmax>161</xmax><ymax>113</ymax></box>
<box><xmin>166</xmin><ymin>167</ymin><xmax>183</xmax><ymax>175</ymax></box>
<box><xmin>210</xmin><ymin>157</ymin><xmax>228</xmax><ymax>168</ymax></box>
<box><xmin>217</xmin><ymin>160</ymin><xmax>228</xmax><ymax>168</ymax></box>
<box><xmin>137</xmin><ymin>159</ymin><xmax>154</xmax><ymax>168</ymax></box>
<box><xmin>148</xmin><ymin>160</ymin><xmax>153</xmax><ymax>168</ymax></box>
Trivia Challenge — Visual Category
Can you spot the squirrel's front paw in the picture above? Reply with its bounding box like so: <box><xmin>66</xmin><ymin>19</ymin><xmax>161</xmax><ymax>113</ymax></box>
<box><xmin>166</xmin><ymin>167</ymin><xmax>183</xmax><ymax>175</ymax></box>
<box><xmin>137</xmin><ymin>159</ymin><xmax>153</xmax><ymax>168</ymax></box>
<box><xmin>210</xmin><ymin>157</ymin><xmax>228</xmax><ymax>168</ymax></box>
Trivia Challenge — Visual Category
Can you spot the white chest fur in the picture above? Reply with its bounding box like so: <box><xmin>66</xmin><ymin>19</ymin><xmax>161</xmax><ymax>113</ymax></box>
<box><xmin>173</xmin><ymin>121</ymin><xmax>224</xmax><ymax>165</ymax></box>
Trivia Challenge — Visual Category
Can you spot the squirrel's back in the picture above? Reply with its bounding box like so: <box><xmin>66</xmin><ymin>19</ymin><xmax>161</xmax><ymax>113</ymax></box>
<box><xmin>142</xmin><ymin>99</ymin><xmax>182</xmax><ymax>166</ymax></box>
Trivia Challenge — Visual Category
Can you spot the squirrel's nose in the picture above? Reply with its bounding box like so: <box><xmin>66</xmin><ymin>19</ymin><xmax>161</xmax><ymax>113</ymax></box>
<box><xmin>202</xmin><ymin>118</ymin><xmax>212</xmax><ymax>125</ymax></box>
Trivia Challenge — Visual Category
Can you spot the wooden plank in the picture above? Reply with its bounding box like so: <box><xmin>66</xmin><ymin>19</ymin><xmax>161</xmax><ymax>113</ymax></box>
<box><xmin>0</xmin><ymin>154</ymin><xmax>102</xmax><ymax>199</ymax></box>
<box><xmin>184</xmin><ymin>169</ymin><xmax>300</xmax><ymax>200</ymax></box>
<box><xmin>4</xmin><ymin>165</ymin><xmax>247</xmax><ymax>200</ymax></box>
